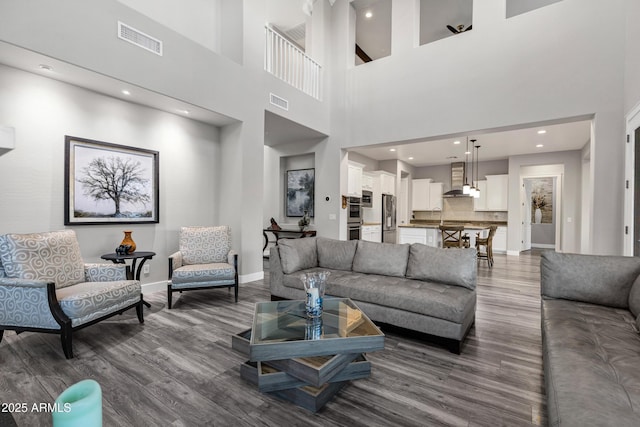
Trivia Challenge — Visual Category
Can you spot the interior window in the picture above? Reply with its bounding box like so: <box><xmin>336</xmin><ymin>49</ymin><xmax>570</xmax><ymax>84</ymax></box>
<box><xmin>419</xmin><ymin>0</ymin><xmax>473</xmax><ymax>46</ymax></box>
<box><xmin>506</xmin><ymin>0</ymin><xmax>564</xmax><ymax>19</ymax></box>
<box><xmin>353</xmin><ymin>0</ymin><xmax>392</xmax><ymax>66</ymax></box>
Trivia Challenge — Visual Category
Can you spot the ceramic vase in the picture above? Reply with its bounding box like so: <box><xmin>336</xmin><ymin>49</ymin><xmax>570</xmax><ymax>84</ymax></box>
<box><xmin>52</xmin><ymin>379</ymin><xmax>102</xmax><ymax>427</ymax></box>
<box><xmin>534</xmin><ymin>208</ymin><xmax>542</xmax><ymax>224</ymax></box>
<box><xmin>120</xmin><ymin>231</ymin><xmax>136</xmax><ymax>254</ymax></box>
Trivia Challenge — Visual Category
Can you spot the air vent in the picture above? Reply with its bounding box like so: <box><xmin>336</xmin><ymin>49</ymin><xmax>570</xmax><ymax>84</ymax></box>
<box><xmin>118</xmin><ymin>21</ymin><xmax>163</xmax><ymax>56</ymax></box>
<box><xmin>270</xmin><ymin>93</ymin><xmax>289</xmax><ymax>111</ymax></box>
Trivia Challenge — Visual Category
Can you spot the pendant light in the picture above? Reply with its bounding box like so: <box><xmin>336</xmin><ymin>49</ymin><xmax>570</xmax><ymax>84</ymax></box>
<box><xmin>474</xmin><ymin>143</ymin><xmax>481</xmax><ymax>199</ymax></box>
<box><xmin>462</xmin><ymin>137</ymin><xmax>471</xmax><ymax>195</ymax></box>
<box><xmin>469</xmin><ymin>139</ymin><xmax>476</xmax><ymax>197</ymax></box>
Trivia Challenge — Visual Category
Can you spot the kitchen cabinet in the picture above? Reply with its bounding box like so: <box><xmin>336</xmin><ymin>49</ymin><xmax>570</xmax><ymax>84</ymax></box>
<box><xmin>379</xmin><ymin>171</ymin><xmax>396</xmax><ymax>195</ymax></box>
<box><xmin>486</xmin><ymin>174</ymin><xmax>509</xmax><ymax>211</ymax></box>
<box><xmin>398</xmin><ymin>227</ymin><xmax>439</xmax><ymax>247</ymax></box>
<box><xmin>362</xmin><ymin>224</ymin><xmax>382</xmax><ymax>242</ymax></box>
<box><xmin>412</xmin><ymin>179</ymin><xmax>443</xmax><ymax>211</ymax></box>
<box><xmin>362</xmin><ymin>172</ymin><xmax>374</xmax><ymax>191</ymax></box>
<box><xmin>347</xmin><ymin>162</ymin><xmax>364</xmax><ymax>197</ymax></box>
<box><xmin>473</xmin><ymin>180</ymin><xmax>487</xmax><ymax>211</ymax></box>
<box><xmin>492</xmin><ymin>226</ymin><xmax>508</xmax><ymax>253</ymax></box>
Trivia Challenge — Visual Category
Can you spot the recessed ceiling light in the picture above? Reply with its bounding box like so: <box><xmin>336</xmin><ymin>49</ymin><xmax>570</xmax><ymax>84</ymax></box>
<box><xmin>389</xmin><ymin>148</ymin><xmax>396</xmax><ymax>152</ymax></box>
<box><xmin>465</xmin><ymin>151</ymin><xmax>471</xmax><ymax>155</ymax></box>
<box><xmin>38</xmin><ymin>64</ymin><xmax>53</xmax><ymax>71</ymax></box>
<box><xmin>121</xmin><ymin>89</ymin><xmax>131</xmax><ymax>96</ymax></box>
<box><xmin>408</xmin><ymin>157</ymin><xmax>414</xmax><ymax>160</ymax></box>
<box><xmin>537</xmin><ymin>130</ymin><xmax>547</xmax><ymax>134</ymax></box>
<box><xmin>179</xmin><ymin>109</ymin><xmax>190</xmax><ymax>115</ymax></box>
<box><xmin>536</xmin><ymin>144</ymin><xmax>544</xmax><ymax>148</ymax></box>
<box><xmin>365</xmin><ymin>11</ymin><xmax>373</xmax><ymax>18</ymax></box>
<box><xmin>453</xmin><ymin>140</ymin><xmax>461</xmax><ymax>145</ymax></box>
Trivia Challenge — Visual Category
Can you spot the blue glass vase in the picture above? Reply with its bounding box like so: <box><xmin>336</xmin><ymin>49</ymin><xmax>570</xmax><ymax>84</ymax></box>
<box><xmin>52</xmin><ymin>379</ymin><xmax>102</xmax><ymax>427</ymax></box>
<box><xmin>301</xmin><ymin>271</ymin><xmax>330</xmax><ymax>318</ymax></box>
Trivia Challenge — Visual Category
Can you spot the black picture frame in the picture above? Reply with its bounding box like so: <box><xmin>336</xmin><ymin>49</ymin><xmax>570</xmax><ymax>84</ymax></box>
<box><xmin>286</xmin><ymin>168</ymin><xmax>315</xmax><ymax>217</ymax></box>
<box><xmin>64</xmin><ymin>135</ymin><xmax>159</xmax><ymax>225</ymax></box>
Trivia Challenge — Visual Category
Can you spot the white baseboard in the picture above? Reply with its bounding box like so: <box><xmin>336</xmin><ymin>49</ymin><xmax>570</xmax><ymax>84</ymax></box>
<box><xmin>240</xmin><ymin>271</ymin><xmax>264</xmax><ymax>283</ymax></box>
<box><xmin>506</xmin><ymin>250</ymin><xmax>520</xmax><ymax>256</ymax></box>
<box><xmin>141</xmin><ymin>281</ymin><xmax>167</xmax><ymax>295</ymax></box>
<box><xmin>532</xmin><ymin>244</ymin><xmax>555</xmax><ymax>249</ymax></box>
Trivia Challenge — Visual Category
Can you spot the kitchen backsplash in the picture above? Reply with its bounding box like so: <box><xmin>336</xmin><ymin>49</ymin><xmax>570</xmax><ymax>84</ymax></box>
<box><xmin>413</xmin><ymin>197</ymin><xmax>507</xmax><ymax>222</ymax></box>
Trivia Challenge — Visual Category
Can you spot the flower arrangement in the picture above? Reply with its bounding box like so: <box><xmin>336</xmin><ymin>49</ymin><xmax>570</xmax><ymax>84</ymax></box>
<box><xmin>532</xmin><ymin>192</ymin><xmax>546</xmax><ymax>209</ymax></box>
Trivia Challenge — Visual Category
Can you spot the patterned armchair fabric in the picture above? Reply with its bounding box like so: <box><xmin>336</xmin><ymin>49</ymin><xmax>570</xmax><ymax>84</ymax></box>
<box><xmin>0</xmin><ymin>230</ymin><xmax>144</xmax><ymax>359</ymax></box>
<box><xmin>179</xmin><ymin>226</ymin><xmax>232</xmax><ymax>264</ymax></box>
<box><xmin>168</xmin><ymin>226</ymin><xmax>238</xmax><ymax>308</ymax></box>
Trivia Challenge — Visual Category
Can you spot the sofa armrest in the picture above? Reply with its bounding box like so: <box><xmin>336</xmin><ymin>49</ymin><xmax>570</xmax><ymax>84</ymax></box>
<box><xmin>84</xmin><ymin>263</ymin><xmax>128</xmax><ymax>282</ymax></box>
<box><xmin>0</xmin><ymin>279</ymin><xmax>63</xmax><ymax>329</ymax></box>
<box><xmin>269</xmin><ymin>246</ymin><xmax>286</xmax><ymax>297</ymax></box>
<box><xmin>168</xmin><ymin>251</ymin><xmax>183</xmax><ymax>279</ymax></box>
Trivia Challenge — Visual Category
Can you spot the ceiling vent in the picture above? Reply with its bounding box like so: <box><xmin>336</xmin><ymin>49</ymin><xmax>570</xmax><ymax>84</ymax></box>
<box><xmin>270</xmin><ymin>93</ymin><xmax>289</xmax><ymax>111</ymax></box>
<box><xmin>118</xmin><ymin>21</ymin><xmax>163</xmax><ymax>56</ymax></box>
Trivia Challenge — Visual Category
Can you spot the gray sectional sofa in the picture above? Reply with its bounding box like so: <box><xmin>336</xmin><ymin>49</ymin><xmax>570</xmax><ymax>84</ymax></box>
<box><xmin>269</xmin><ymin>236</ymin><xmax>477</xmax><ymax>353</ymax></box>
<box><xmin>541</xmin><ymin>251</ymin><xmax>640</xmax><ymax>426</ymax></box>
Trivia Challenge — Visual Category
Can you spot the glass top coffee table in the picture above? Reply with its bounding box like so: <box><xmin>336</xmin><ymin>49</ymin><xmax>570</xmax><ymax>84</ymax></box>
<box><xmin>232</xmin><ymin>298</ymin><xmax>384</xmax><ymax>412</ymax></box>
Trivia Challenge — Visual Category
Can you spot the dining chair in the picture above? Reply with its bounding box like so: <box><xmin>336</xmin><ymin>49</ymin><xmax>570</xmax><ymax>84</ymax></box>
<box><xmin>476</xmin><ymin>225</ymin><xmax>498</xmax><ymax>268</ymax></box>
<box><xmin>439</xmin><ymin>225</ymin><xmax>466</xmax><ymax>248</ymax></box>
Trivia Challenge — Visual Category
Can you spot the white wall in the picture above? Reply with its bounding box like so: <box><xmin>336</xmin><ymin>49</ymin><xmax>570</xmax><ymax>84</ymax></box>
<box><xmin>343</xmin><ymin>0</ymin><xmax>626</xmax><ymax>254</ymax></box>
<box><xmin>0</xmin><ymin>64</ymin><xmax>220</xmax><ymax>286</ymax></box>
<box><xmin>625</xmin><ymin>0</ymin><xmax>640</xmax><ymax>113</ymax></box>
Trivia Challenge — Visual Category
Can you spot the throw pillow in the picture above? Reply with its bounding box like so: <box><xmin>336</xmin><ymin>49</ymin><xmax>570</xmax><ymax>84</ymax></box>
<box><xmin>317</xmin><ymin>237</ymin><xmax>357</xmax><ymax>271</ymax></box>
<box><xmin>405</xmin><ymin>244</ymin><xmax>477</xmax><ymax>290</ymax></box>
<box><xmin>278</xmin><ymin>237</ymin><xmax>318</xmax><ymax>274</ymax></box>
<box><xmin>352</xmin><ymin>240</ymin><xmax>410</xmax><ymax>278</ymax></box>
<box><xmin>0</xmin><ymin>230</ymin><xmax>85</xmax><ymax>289</ymax></box>
<box><xmin>180</xmin><ymin>226</ymin><xmax>231</xmax><ymax>265</ymax></box>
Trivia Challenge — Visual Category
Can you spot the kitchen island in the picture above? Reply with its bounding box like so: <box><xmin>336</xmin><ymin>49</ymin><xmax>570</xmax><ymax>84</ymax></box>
<box><xmin>398</xmin><ymin>221</ymin><xmax>507</xmax><ymax>252</ymax></box>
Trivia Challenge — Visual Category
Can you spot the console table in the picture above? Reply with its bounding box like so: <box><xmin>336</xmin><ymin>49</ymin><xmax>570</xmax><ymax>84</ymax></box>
<box><xmin>100</xmin><ymin>251</ymin><xmax>155</xmax><ymax>308</ymax></box>
<box><xmin>263</xmin><ymin>228</ymin><xmax>316</xmax><ymax>253</ymax></box>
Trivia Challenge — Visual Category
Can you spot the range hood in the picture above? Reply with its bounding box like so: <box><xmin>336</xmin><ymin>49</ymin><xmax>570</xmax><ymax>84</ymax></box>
<box><xmin>443</xmin><ymin>162</ymin><xmax>469</xmax><ymax>197</ymax></box>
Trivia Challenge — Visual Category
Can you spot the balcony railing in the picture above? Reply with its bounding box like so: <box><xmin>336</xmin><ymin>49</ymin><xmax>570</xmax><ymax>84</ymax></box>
<box><xmin>265</xmin><ymin>25</ymin><xmax>322</xmax><ymax>100</ymax></box>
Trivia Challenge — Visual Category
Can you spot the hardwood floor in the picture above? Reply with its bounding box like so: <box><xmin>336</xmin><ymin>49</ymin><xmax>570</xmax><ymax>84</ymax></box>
<box><xmin>0</xmin><ymin>252</ymin><xmax>546</xmax><ymax>426</ymax></box>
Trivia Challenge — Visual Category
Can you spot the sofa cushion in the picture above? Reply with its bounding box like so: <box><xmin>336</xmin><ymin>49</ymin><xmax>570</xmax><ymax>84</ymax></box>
<box><xmin>629</xmin><ymin>275</ymin><xmax>640</xmax><ymax>317</ymax></box>
<box><xmin>406</xmin><ymin>244</ymin><xmax>477</xmax><ymax>290</ymax></box>
<box><xmin>542</xmin><ymin>299</ymin><xmax>640</xmax><ymax>426</ymax></box>
<box><xmin>56</xmin><ymin>280</ymin><xmax>141</xmax><ymax>327</ymax></box>
<box><xmin>0</xmin><ymin>230</ymin><xmax>85</xmax><ymax>289</ymax></box>
<box><xmin>352</xmin><ymin>241</ymin><xmax>410</xmax><ymax>278</ymax></box>
<box><xmin>278</xmin><ymin>237</ymin><xmax>318</xmax><ymax>274</ymax></box>
<box><xmin>317</xmin><ymin>237</ymin><xmax>357</xmax><ymax>271</ymax></box>
<box><xmin>541</xmin><ymin>251</ymin><xmax>640</xmax><ymax>308</ymax></box>
<box><xmin>180</xmin><ymin>226</ymin><xmax>231</xmax><ymax>265</ymax></box>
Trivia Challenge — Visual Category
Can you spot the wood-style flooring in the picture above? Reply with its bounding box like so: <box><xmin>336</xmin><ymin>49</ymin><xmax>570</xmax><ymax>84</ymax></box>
<box><xmin>0</xmin><ymin>251</ymin><xmax>546</xmax><ymax>426</ymax></box>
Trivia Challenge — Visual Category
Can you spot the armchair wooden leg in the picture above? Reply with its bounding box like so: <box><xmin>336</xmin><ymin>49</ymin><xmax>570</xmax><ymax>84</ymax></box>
<box><xmin>0</xmin><ymin>330</ymin><xmax>4</xmax><ymax>344</ymax></box>
<box><xmin>61</xmin><ymin>325</ymin><xmax>73</xmax><ymax>359</ymax></box>
<box><xmin>234</xmin><ymin>283</ymin><xmax>238</xmax><ymax>302</ymax></box>
<box><xmin>167</xmin><ymin>284</ymin><xmax>173</xmax><ymax>309</ymax></box>
<box><xmin>136</xmin><ymin>297</ymin><xmax>144</xmax><ymax>323</ymax></box>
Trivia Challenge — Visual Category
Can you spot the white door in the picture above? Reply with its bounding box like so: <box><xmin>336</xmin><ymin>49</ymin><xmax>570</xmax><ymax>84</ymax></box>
<box><xmin>522</xmin><ymin>179</ymin><xmax>531</xmax><ymax>251</ymax></box>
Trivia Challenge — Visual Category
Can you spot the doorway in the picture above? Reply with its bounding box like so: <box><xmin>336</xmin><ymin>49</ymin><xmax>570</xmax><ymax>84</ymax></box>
<box><xmin>624</xmin><ymin>102</ymin><xmax>640</xmax><ymax>256</ymax></box>
<box><xmin>520</xmin><ymin>165</ymin><xmax>564</xmax><ymax>252</ymax></box>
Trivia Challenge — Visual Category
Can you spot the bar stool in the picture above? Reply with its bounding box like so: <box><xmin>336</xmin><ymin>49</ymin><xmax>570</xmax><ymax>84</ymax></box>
<box><xmin>439</xmin><ymin>225</ymin><xmax>466</xmax><ymax>248</ymax></box>
<box><xmin>476</xmin><ymin>225</ymin><xmax>497</xmax><ymax>267</ymax></box>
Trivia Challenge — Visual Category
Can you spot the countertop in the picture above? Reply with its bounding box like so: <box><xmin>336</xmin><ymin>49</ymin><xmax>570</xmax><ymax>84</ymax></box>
<box><xmin>399</xmin><ymin>220</ymin><xmax>507</xmax><ymax>229</ymax></box>
<box><xmin>362</xmin><ymin>222</ymin><xmax>381</xmax><ymax>226</ymax></box>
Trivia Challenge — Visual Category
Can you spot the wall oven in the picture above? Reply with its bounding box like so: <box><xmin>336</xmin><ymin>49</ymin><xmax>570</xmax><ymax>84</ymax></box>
<box><xmin>347</xmin><ymin>196</ymin><xmax>362</xmax><ymax>240</ymax></box>
<box><xmin>347</xmin><ymin>197</ymin><xmax>362</xmax><ymax>224</ymax></box>
<box><xmin>361</xmin><ymin>190</ymin><xmax>373</xmax><ymax>208</ymax></box>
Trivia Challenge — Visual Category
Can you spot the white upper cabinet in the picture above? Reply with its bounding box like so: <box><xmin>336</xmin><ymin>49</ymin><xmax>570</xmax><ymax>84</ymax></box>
<box><xmin>486</xmin><ymin>174</ymin><xmax>509</xmax><ymax>211</ymax></box>
<box><xmin>362</xmin><ymin>172</ymin><xmax>374</xmax><ymax>191</ymax></box>
<box><xmin>347</xmin><ymin>162</ymin><xmax>364</xmax><ymax>197</ymax></box>
<box><xmin>473</xmin><ymin>180</ymin><xmax>488</xmax><ymax>211</ymax></box>
<box><xmin>379</xmin><ymin>171</ymin><xmax>396</xmax><ymax>195</ymax></box>
<box><xmin>412</xmin><ymin>179</ymin><xmax>443</xmax><ymax>211</ymax></box>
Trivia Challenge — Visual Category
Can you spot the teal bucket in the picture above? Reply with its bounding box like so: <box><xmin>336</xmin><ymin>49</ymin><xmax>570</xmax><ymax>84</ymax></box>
<box><xmin>52</xmin><ymin>379</ymin><xmax>102</xmax><ymax>427</ymax></box>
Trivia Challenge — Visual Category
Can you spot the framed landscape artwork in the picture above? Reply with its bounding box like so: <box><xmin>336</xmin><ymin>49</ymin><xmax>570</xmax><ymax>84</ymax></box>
<box><xmin>286</xmin><ymin>168</ymin><xmax>314</xmax><ymax>217</ymax></box>
<box><xmin>64</xmin><ymin>136</ymin><xmax>159</xmax><ymax>225</ymax></box>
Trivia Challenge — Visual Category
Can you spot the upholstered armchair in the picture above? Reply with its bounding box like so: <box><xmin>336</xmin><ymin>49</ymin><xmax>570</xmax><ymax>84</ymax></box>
<box><xmin>0</xmin><ymin>230</ymin><xmax>144</xmax><ymax>359</ymax></box>
<box><xmin>168</xmin><ymin>226</ymin><xmax>238</xmax><ymax>309</ymax></box>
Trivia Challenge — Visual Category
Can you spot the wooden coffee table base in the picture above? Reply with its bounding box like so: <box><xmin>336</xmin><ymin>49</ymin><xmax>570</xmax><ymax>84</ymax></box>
<box><xmin>232</xmin><ymin>330</ymin><xmax>372</xmax><ymax>412</ymax></box>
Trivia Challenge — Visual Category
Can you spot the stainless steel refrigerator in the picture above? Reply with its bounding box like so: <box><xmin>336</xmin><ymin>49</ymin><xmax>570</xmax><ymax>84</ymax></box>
<box><xmin>382</xmin><ymin>194</ymin><xmax>396</xmax><ymax>243</ymax></box>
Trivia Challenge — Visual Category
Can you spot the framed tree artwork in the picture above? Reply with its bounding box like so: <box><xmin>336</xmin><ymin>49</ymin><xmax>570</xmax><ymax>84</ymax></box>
<box><xmin>64</xmin><ymin>136</ymin><xmax>159</xmax><ymax>225</ymax></box>
<box><xmin>286</xmin><ymin>168</ymin><xmax>315</xmax><ymax>217</ymax></box>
